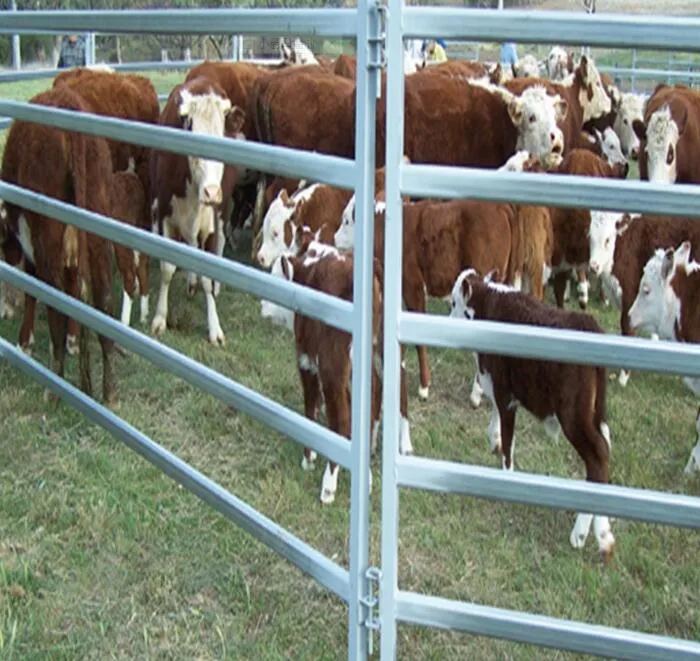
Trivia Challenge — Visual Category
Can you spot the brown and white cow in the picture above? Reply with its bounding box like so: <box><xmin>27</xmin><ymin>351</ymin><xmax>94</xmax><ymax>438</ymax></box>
<box><xmin>150</xmin><ymin>77</ymin><xmax>246</xmax><ymax>345</ymax></box>
<box><xmin>627</xmin><ymin>240</ymin><xmax>700</xmax><ymax>473</ymax></box>
<box><xmin>279</xmin><ymin>37</ymin><xmax>321</xmax><ymax>67</ymax></box>
<box><xmin>450</xmin><ymin>269</ymin><xmax>614</xmax><ymax>559</ymax></box>
<box><xmin>633</xmin><ymin>84</ymin><xmax>700</xmax><ymax>184</ymax></box>
<box><xmin>613</xmin><ymin>92</ymin><xmax>645</xmax><ymax>159</ymax></box>
<box><xmin>587</xmin><ymin>212</ymin><xmax>700</xmax><ymax>386</ymax></box>
<box><xmin>512</xmin><ymin>54</ymin><xmax>542</xmax><ymax>79</ymax></box>
<box><xmin>261</xmin><ymin>242</ymin><xmax>412</xmax><ymax>503</ymax></box>
<box><xmin>546</xmin><ymin>46</ymin><xmax>574</xmax><ymax>82</ymax></box>
<box><xmin>1</xmin><ymin>85</ymin><xmax>117</xmax><ymax>404</ymax></box>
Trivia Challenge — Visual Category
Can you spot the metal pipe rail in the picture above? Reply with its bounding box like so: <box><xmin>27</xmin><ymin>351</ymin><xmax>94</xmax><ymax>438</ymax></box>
<box><xmin>599</xmin><ymin>66</ymin><xmax>700</xmax><ymax>83</ymax></box>
<box><xmin>0</xmin><ymin>262</ymin><xmax>352</xmax><ymax>472</ymax></box>
<box><xmin>0</xmin><ymin>181</ymin><xmax>354</xmax><ymax>336</ymax></box>
<box><xmin>0</xmin><ymin>9</ymin><xmax>359</xmax><ymax>38</ymax></box>
<box><xmin>0</xmin><ymin>338</ymin><xmax>351</xmax><ymax>604</ymax></box>
<box><xmin>396</xmin><ymin>592</ymin><xmax>700</xmax><ymax>661</ymax></box>
<box><xmin>0</xmin><ymin>101</ymin><xmax>356</xmax><ymax>190</ymax></box>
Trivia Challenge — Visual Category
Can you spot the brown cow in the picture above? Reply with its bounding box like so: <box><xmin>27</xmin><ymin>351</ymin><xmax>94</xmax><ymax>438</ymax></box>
<box><xmin>150</xmin><ymin>76</ymin><xmax>246</xmax><ymax>345</ymax></box>
<box><xmin>1</xmin><ymin>86</ymin><xmax>117</xmax><ymax>405</ymax></box>
<box><xmin>261</xmin><ymin>242</ymin><xmax>412</xmax><ymax>504</ymax></box>
<box><xmin>633</xmin><ymin>83</ymin><xmax>700</xmax><ymax>184</ymax></box>
<box><xmin>450</xmin><ymin>269</ymin><xmax>614</xmax><ymax>560</ymax></box>
<box><xmin>332</xmin><ymin>54</ymin><xmax>357</xmax><ymax>81</ymax></box>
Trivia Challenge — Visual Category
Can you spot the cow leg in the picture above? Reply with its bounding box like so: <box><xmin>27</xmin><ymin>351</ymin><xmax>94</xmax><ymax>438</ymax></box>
<box><xmin>477</xmin><ymin>369</ymin><xmax>501</xmax><ymax>454</ymax></box>
<box><xmin>202</xmin><ymin>231</ymin><xmax>225</xmax><ymax>346</ymax></box>
<box><xmin>320</xmin><ymin>380</ymin><xmax>349</xmax><ymax>505</ymax></box>
<box><xmin>618</xmin><ymin>290</ymin><xmax>636</xmax><ymax>388</ymax></box>
<box><xmin>151</xmin><ymin>258</ymin><xmax>176</xmax><ymax>337</ymax></box>
<box><xmin>213</xmin><ymin>221</ymin><xmax>225</xmax><ymax>299</ymax></box>
<box><xmin>136</xmin><ymin>251</ymin><xmax>150</xmax><ymax>326</ymax></box>
<box><xmin>403</xmin><ymin>280</ymin><xmax>431</xmax><ymax>399</ymax></box>
<box><xmin>498</xmin><ymin>402</ymin><xmax>516</xmax><ymax>471</ymax></box>
<box><xmin>299</xmin><ymin>366</ymin><xmax>321</xmax><ymax>471</ymax></box>
<box><xmin>114</xmin><ymin>242</ymin><xmax>137</xmax><ymax>327</ymax></box>
<box><xmin>251</xmin><ymin>175</ymin><xmax>267</xmax><ymax>259</ymax></box>
<box><xmin>18</xmin><ymin>261</ymin><xmax>37</xmax><ymax>354</ymax></box>
<box><xmin>552</xmin><ymin>271</ymin><xmax>568</xmax><ymax>308</ymax></box>
<box><xmin>44</xmin><ymin>305</ymin><xmax>68</xmax><ymax>404</ymax></box>
<box><xmin>685</xmin><ymin>411</ymin><xmax>700</xmax><ymax>474</ymax></box>
<box><xmin>371</xmin><ymin>364</ymin><xmax>382</xmax><ymax>456</ymax></box>
<box><xmin>0</xmin><ymin>281</ymin><xmax>13</xmax><ymax>320</ymax></box>
<box><xmin>576</xmin><ymin>269</ymin><xmax>589</xmax><ymax>310</ymax></box>
<box><xmin>64</xmin><ymin>269</ymin><xmax>80</xmax><ymax>356</ymax></box>
<box><xmin>398</xmin><ymin>350</ymin><xmax>413</xmax><ymax>455</ymax></box>
<box><xmin>469</xmin><ymin>366</ymin><xmax>483</xmax><ymax>408</ymax></box>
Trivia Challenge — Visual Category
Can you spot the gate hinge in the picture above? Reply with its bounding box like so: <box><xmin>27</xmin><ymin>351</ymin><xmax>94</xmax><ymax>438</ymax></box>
<box><xmin>360</xmin><ymin>566</ymin><xmax>382</xmax><ymax>656</ymax></box>
<box><xmin>368</xmin><ymin>5</ymin><xmax>388</xmax><ymax>71</ymax></box>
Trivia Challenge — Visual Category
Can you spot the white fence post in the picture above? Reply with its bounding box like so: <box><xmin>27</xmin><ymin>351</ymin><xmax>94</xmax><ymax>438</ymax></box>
<box><xmin>11</xmin><ymin>0</ymin><xmax>21</xmax><ymax>71</ymax></box>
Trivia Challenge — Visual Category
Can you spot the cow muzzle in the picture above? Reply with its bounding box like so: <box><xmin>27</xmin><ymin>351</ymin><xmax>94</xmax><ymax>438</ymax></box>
<box><xmin>550</xmin><ymin>132</ymin><xmax>564</xmax><ymax>155</ymax></box>
<box><xmin>201</xmin><ymin>185</ymin><xmax>223</xmax><ymax>206</ymax></box>
<box><xmin>630</xmin><ymin>146</ymin><xmax>639</xmax><ymax>160</ymax></box>
<box><xmin>589</xmin><ymin>260</ymin><xmax>602</xmax><ymax>276</ymax></box>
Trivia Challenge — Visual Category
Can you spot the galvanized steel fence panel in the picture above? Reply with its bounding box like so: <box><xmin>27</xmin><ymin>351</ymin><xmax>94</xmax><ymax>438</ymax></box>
<box><xmin>381</xmin><ymin>3</ymin><xmax>700</xmax><ymax>660</ymax></box>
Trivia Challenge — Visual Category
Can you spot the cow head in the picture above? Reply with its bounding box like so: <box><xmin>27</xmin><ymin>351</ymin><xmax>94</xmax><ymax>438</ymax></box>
<box><xmin>256</xmin><ymin>186</ymin><xmax>313</xmax><ymax>268</ymax></box>
<box><xmin>507</xmin><ymin>86</ymin><xmax>567</xmax><ymax>160</ymax></box>
<box><xmin>178</xmin><ymin>88</ymin><xmax>245</xmax><ymax>206</ymax></box>
<box><xmin>613</xmin><ymin>93</ymin><xmax>645</xmax><ymax>159</ymax></box>
<box><xmin>513</xmin><ymin>54</ymin><xmax>541</xmax><ymax>79</ymax></box>
<box><xmin>628</xmin><ymin>240</ymin><xmax>692</xmax><ymax>338</ymax></box>
<box><xmin>594</xmin><ymin>127</ymin><xmax>628</xmax><ymax>173</ymax></box>
<box><xmin>575</xmin><ymin>55</ymin><xmax>612</xmax><ymax>124</ymax></box>
<box><xmin>449</xmin><ymin>268</ymin><xmax>479</xmax><ymax>321</ymax></box>
<box><xmin>279</xmin><ymin>37</ymin><xmax>318</xmax><ymax>66</ymax></box>
<box><xmin>637</xmin><ymin>104</ymin><xmax>687</xmax><ymax>184</ymax></box>
<box><xmin>588</xmin><ymin>211</ymin><xmax>633</xmax><ymax>277</ymax></box>
<box><xmin>260</xmin><ymin>253</ymin><xmax>296</xmax><ymax>330</ymax></box>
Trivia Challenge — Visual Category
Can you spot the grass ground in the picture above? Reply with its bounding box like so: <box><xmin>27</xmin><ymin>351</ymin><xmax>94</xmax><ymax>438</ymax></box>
<box><xmin>1</xmin><ymin>70</ymin><xmax>699</xmax><ymax>660</ymax></box>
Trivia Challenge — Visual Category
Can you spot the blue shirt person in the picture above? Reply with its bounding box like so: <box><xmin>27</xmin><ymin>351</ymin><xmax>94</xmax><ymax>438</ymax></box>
<box><xmin>500</xmin><ymin>41</ymin><xmax>518</xmax><ymax>67</ymax></box>
<box><xmin>57</xmin><ymin>35</ymin><xmax>86</xmax><ymax>69</ymax></box>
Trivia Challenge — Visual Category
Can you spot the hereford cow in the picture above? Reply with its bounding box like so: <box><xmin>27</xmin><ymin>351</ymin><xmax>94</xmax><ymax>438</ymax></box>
<box><xmin>279</xmin><ymin>37</ymin><xmax>320</xmax><ymax>66</ymax></box>
<box><xmin>512</xmin><ymin>54</ymin><xmax>541</xmax><ymax>79</ymax></box>
<box><xmin>1</xmin><ymin>86</ymin><xmax>117</xmax><ymax>404</ymax></box>
<box><xmin>450</xmin><ymin>269</ymin><xmax>614</xmax><ymax>559</ymax></box>
<box><xmin>633</xmin><ymin>84</ymin><xmax>700</xmax><ymax>184</ymax></box>
<box><xmin>150</xmin><ymin>77</ymin><xmax>246</xmax><ymax>345</ymax></box>
<box><xmin>584</xmin><ymin>127</ymin><xmax>629</xmax><ymax>173</ymax></box>
<box><xmin>613</xmin><ymin>92</ymin><xmax>645</xmax><ymax>159</ymax></box>
<box><xmin>0</xmin><ymin>201</ymin><xmax>16</xmax><ymax>321</ymax></box>
<box><xmin>587</xmin><ymin>212</ymin><xmax>700</xmax><ymax>386</ymax></box>
<box><xmin>333</xmin><ymin>53</ymin><xmax>357</xmax><ymax>80</ymax></box>
<box><xmin>627</xmin><ymin>240</ymin><xmax>700</xmax><ymax>473</ymax></box>
<box><xmin>261</xmin><ymin>242</ymin><xmax>412</xmax><ymax>504</ymax></box>
<box><xmin>547</xmin><ymin>46</ymin><xmax>574</xmax><ymax>81</ymax></box>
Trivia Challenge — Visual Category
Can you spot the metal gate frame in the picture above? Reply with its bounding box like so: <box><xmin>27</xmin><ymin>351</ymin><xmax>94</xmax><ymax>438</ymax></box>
<box><xmin>2</xmin><ymin>5</ymin><xmax>700</xmax><ymax>661</ymax></box>
<box><xmin>380</xmin><ymin>5</ymin><xmax>700</xmax><ymax>660</ymax></box>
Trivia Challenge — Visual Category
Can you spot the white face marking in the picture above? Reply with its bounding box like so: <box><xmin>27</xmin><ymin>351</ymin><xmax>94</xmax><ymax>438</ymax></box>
<box><xmin>291</xmin><ymin>38</ymin><xmax>318</xmax><ymax>65</ymax></box>
<box><xmin>596</xmin><ymin>127</ymin><xmax>627</xmax><ymax>167</ymax></box>
<box><xmin>17</xmin><ymin>214</ymin><xmax>35</xmax><ymax>265</ymax></box>
<box><xmin>514</xmin><ymin>54</ymin><xmax>541</xmax><ymax>79</ymax></box>
<box><xmin>509</xmin><ymin>86</ymin><xmax>566</xmax><ymax>159</ymax></box>
<box><xmin>334</xmin><ymin>195</ymin><xmax>357</xmax><ymax>249</ymax></box>
<box><xmin>587</xmin><ymin>211</ymin><xmax>631</xmax><ymax>276</ymax></box>
<box><xmin>613</xmin><ymin>93</ymin><xmax>644</xmax><ymax>158</ymax></box>
<box><xmin>547</xmin><ymin>46</ymin><xmax>570</xmax><ymax>81</ymax></box>
<box><xmin>449</xmin><ymin>268</ymin><xmax>477</xmax><ymax>321</ymax></box>
<box><xmin>302</xmin><ymin>240</ymin><xmax>341</xmax><ymax>266</ymax></box>
<box><xmin>257</xmin><ymin>184</ymin><xmax>321</xmax><ymax>268</ymax></box>
<box><xmin>644</xmin><ymin>105</ymin><xmax>680</xmax><ymax>184</ymax></box>
<box><xmin>260</xmin><ymin>255</ymin><xmax>295</xmax><ymax>331</ymax></box>
<box><xmin>577</xmin><ymin>58</ymin><xmax>612</xmax><ymax>123</ymax></box>
<box><xmin>178</xmin><ymin>90</ymin><xmax>232</xmax><ymax>205</ymax></box>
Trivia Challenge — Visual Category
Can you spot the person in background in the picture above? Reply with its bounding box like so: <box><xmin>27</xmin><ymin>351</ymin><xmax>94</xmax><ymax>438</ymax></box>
<box><xmin>500</xmin><ymin>41</ymin><xmax>519</xmax><ymax>68</ymax></box>
<box><xmin>423</xmin><ymin>39</ymin><xmax>448</xmax><ymax>63</ymax></box>
<box><xmin>57</xmin><ymin>35</ymin><xmax>86</xmax><ymax>69</ymax></box>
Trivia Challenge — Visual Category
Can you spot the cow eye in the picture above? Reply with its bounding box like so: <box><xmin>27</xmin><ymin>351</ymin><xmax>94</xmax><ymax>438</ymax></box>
<box><xmin>623</xmin><ymin>118</ymin><xmax>629</xmax><ymax>125</ymax></box>
<box><xmin>529</xmin><ymin>114</ymin><xmax>536</xmax><ymax>123</ymax></box>
<box><xmin>643</xmin><ymin>286</ymin><xmax>651</xmax><ymax>296</ymax></box>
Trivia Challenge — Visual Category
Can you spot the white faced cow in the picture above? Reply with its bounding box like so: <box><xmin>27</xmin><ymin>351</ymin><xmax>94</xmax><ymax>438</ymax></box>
<box><xmin>150</xmin><ymin>77</ymin><xmax>246</xmax><ymax>345</ymax></box>
<box><xmin>279</xmin><ymin>37</ymin><xmax>319</xmax><ymax>66</ymax></box>
<box><xmin>593</xmin><ymin>127</ymin><xmax>628</xmax><ymax>169</ymax></box>
<box><xmin>613</xmin><ymin>92</ymin><xmax>645</xmax><ymax>159</ymax></box>
<box><xmin>546</xmin><ymin>46</ymin><xmax>574</xmax><ymax>81</ymax></box>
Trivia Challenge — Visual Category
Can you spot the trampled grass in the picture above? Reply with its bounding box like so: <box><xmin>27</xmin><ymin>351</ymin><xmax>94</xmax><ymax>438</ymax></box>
<box><xmin>0</xmin><ymin>68</ymin><xmax>699</xmax><ymax>660</ymax></box>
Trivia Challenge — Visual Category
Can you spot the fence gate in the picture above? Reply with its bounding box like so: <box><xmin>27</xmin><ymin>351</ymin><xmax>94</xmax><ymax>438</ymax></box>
<box><xmin>1</xmin><ymin>3</ymin><xmax>700</xmax><ymax>661</ymax></box>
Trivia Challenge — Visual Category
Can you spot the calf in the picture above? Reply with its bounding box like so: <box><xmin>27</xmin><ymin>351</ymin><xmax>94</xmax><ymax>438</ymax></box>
<box><xmin>579</xmin><ymin>127</ymin><xmax>628</xmax><ymax>174</ymax></box>
<box><xmin>634</xmin><ymin>84</ymin><xmax>700</xmax><ymax>184</ymax></box>
<box><xmin>449</xmin><ymin>269</ymin><xmax>614</xmax><ymax>559</ymax></box>
<box><xmin>335</xmin><ymin>197</ymin><xmax>516</xmax><ymax>401</ymax></box>
<box><xmin>627</xmin><ymin>240</ymin><xmax>700</xmax><ymax>473</ymax></box>
<box><xmin>261</xmin><ymin>243</ymin><xmax>413</xmax><ymax>504</ymax></box>
<box><xmin>150</xmin><ymin>77</ymin><xmax>246</xmax><ymax>345</ymax></box>
<box><xmin>613</xmin><ymin>92</ymin><xmax>645</xmax><ymax>159</ymax></box>
<box><xmin>588</xmin><ymin>212</ymin><xmax>700</xmax><ymax>386</ymax></box>
<box><xmin>1</xmin><ymin>86</ymin><xmax>117</xmax><ymax>405</ymax></box>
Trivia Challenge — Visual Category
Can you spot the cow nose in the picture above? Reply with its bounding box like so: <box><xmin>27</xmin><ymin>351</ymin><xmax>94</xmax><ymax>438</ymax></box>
<box><xmin>551</xmin><ymin>135</ymin><xmax>563</xmax><ymax>154</ymax></box>
<box><xmin>590</xmin><ymin>261</ymin><xmax>600</xmax><ymax>275</ymax></box>
<box><xmin>630</xmin><ymin>146</ymin><xmax>639</xmax><ymax>160</ymax></box>
<box><xmin>203</xmin><ymin>185</ymin><xmax>223</xmax><ymax>205</ymax></box>
<box><xmin>256</xmin><ymin>250</ymin><xmax>267</xmax><ymax>268</ymax></box>
<box><xmin>623</xmin><ymin>162</ymin><xmax>630</xmax><ymax>178</ymax></box>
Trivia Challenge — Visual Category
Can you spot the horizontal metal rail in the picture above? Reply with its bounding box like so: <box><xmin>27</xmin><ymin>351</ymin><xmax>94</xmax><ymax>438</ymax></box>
<box><xmin>0</xmin><ymin>181</ymin><xmax>354</xmax><ymax>335</ymax></box>
<box><xmin>397</xmin><ymin>456</ymin><xmax>700</xmax><ymax>530</ymax></box>
<box><xmin>403</xmin><ymin>8</ymin><xmax>700</xmax><ymax>52</ymax></box>
<box><xmin>0</xmin><ymin>9</ymin><xmax>359</xmax><ymax>38</ymax></box>
<box><xmin>399</xmin><ymin>312</ymin><xmax>700</xmax><ymax>378</ymax></box>
<box><xmin>402</xmin><ymin>164</ymin><xmax>700</xmax><ymax>218</ymax></box>
<box><xmin>0</xmin><ymin>262</ymin><xmax>352</xmax><ymax>471</ymax></box>
<box><xmin>0</xmin><ymin>101</ymin><xmax>356</xmax><ymax>189</ymax></box>
<box><xmin>599</xmin><ymin>66</ymin><xmax>700</xmax><ymax>83</ymax></box>
<box><xmin>0</xmin><ymin>338</ymin><xmax>350</xmax><ymax>604</ymax></box>
<box><xmin>396</xmin><ymin>591</ymin><xmax>700</xmax><ymax>660</ymax></box>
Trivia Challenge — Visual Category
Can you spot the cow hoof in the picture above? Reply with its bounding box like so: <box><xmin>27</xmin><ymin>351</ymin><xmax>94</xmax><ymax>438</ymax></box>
<box><xmin>418</xmin><ymin>385</ymin><xmax>429</xmax><ymax>401</ymax></box>
<box><xmin>320</xmin><ymin>488</ymin><xmax>336</xmax><ymax>505</ymax></box>
<box><xmin>66</xmin><ymin>334</ymin><xmax>79</xmax><ymax>356</ymax></box>
<box><xmin>618</xmin><ymin>370</ymin><xmax>630</xmax><ymax>387</ymax></box>
<box><xmin>213</xmin><ymin>282</ymin><xmax>221</xmax><ymax>298</ymax></box>
<box><xmin>469</xmin><ymin>391</ymin><xmax>482</xmax><ymax>408</ymax></box>
<box><xmin>301</xmin><ymin>452</ymin><xmax>317</xmax><ymax>472</ymax></box>
<box><xmin>187</xmin><ymin>283</ymin><xmax>197</xmax><ymax>297</ymax></box>
<box><xmin>599</xmin><ymin>539</ymin><xmax>615</xmax><ymax>565</ymax></box>
<box><xmin>209</xmin><ymin>330</ymin><xmax>226</xmax><ymax>347</ymax></box>
<box><xmin>151</xmin><ymin>315</ymin><xmax>167</xmax><ymax>337</ymax></box>
<box><xmin>17</xmin><ymin>343</ymin><xmax>33</xmax><ymax>357</ymax></box>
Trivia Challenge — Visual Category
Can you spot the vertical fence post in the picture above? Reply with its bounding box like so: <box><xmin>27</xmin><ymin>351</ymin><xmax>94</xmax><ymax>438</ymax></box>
<box><xmin>380</xmin><ymin>0</ymin><xmax>405</xmax><ymax>656</ymax></box>
<box><xmin>631</xmin><ymin>48</ymin><xmax>637</xmax><ymax>92</ymax></box>
<box><xmin>11</xmin><ymin>0</ymin><xmax>21</xmax><ymax>71</ymax></box>
<box><xmin>231</xmin><ymin>35</ymin><xmax>239</xmax><ymax>61</ymax></box>
<box><xmin>348</xmin><ymin>0</ymin><xmax>380</xmax><ymax>658</ymax></box>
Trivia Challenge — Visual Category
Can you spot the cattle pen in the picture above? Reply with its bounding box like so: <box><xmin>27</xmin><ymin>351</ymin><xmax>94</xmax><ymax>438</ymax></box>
<box><xmin>0</xmin><ymin>4</ymin><xmax>700</xmax><ymax>660</ymax></box>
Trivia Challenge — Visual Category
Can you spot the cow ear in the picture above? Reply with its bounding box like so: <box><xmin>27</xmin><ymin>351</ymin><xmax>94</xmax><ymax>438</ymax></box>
<box><xmin>615</xmin><ymin>213</ymin><xmax>632</xmax><ymax>235</ymax></box>
<box><xmin>279</xmin><ymin>188</ymin><xmax>290</xmax><ymax>206</ymax></box>
<box><xmin>660</xmin><ymin>247</ymin><xmax>675</xmax><ymax>281</ymax></box>
<box><xmin>632</xmin><ymin>118</ymin><xmax>646</xmax><ymax>141</ymax></box>
<box><xmin>280</xmin><ymin>255</ymin><xmax>294</xmax><ymax>281</ymax></box>
<box><xmin>579</xmin><ymin>55</ymin><xmax>589</xmax><ymax>81</ymax></box>
<box><xmin>279</xmin><ymin>38</ymin><xmax>292</xmax><ymax>61</ymax></box>
<box><xmin>507</xmin><ymin>98</ymin><xmax>523</xmax><ymax>126</ymax></box>
<box><xmin>675</xmin><ymin>240</ymin><xmax>692</xmax><ymax>266</ymax></box>
<box><xmin>676</xmin><ymin>105</ymin><xmax>688</xmax><ymax>135</ymax></box>
<box><xmin>460</xmin><ymin>274</ymin><xmax>472</xmax><ymax>301</ymax></box>
<box><xmin>226</xmin><ymin>106</ymin><xmax>246</xmax><ymax>136</ymax></box>
<box><xmin>484</xmin><ymin>268</ymin><xmax>500</xmax><ymax>284</ymax></box>
<box><xmin>555</xmin><ymin>96</ymin><xmax>568</xmax><ymax>121</ymax></box>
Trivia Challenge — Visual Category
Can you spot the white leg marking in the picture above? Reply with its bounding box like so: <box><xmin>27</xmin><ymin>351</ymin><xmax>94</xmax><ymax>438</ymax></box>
<box><xmin>301</xmin><ymin>450</ymin><xmax>317</xmax><ymax>472</ymax></box>
<box><xmin>399</xmin><ymin>416</ymin><xmax>413</xmax><ymax>456</ymax></box>
<box><xmin>577</xmin><ymin>279</ymin><xmax>590</xmax><ymax>306</ymax></box>
<box><xmin>0</xmin><ymin>282</ymin><xmax>13</xmax><ymax>320</ymax></box>
<box><xmin>618</xmin><ymin>369</ymin><xmax>630</xmax><ymax>388</ymax></box>
<box><xmin>320</xmin><ymin>463</ymin><xmax>339</xmax><ymax>504</ymax></box>
<box><xmin>563</xmin><ymin>279</ymin><xmax>571</xmax><ymax>302</ymax></box>
<box><xmin>684</xmin><ymin>441</ymin><xmax>700</xmax><ymax>474</ymax></box>
<box><xmin>202</xmin><ymin>276</ymin><xmax>225</xmax><ymax>346</ymax></box>
<box><xmin>187</xmin><ymin>271</ymin><xmax>198</xmax><ymax>297</ymax></box>
<box><xmin>600</xmin><ymin>421</ymin><xmax>611</xmax><ymax>449</ymax></box>
<box><xmin>151</xmin><ymin>260</ymin><xmax>176</xmax><ymax>336</ymax></box>
<box><xmin>681</xmin><ymin>377</ymin><xmax>700</xmax><ymax>396</ymax></box>
<box><xmin>593</xmin><ymin>515</ymin><xmax>615</xmax><ymax>556</ymax></box>
<box><xmin>243</xmin><ymin>212</ymin><xmax>253</xmax><ymax>230</ymax></box>
<box><xmin>418</xmin><ymin>385</ymin><xmax>430</xmax><ymax>401</ymax></box>
<box><xmin>139</xmin><ymin>295</ymin><xmax>150</xmax><ymax>326</ymax></box>
<box><xmin>371</xmin><ymin>420</ymin><xmax>380</xmax><ymax>455</ymax></box>
<box><xmin>469</xmin><ymin>371</ymin><xmax>483</xmax><ymax>408</ymax></box>
<box><xmin>65</xmin><ymin>334</ymin><xmax>79</xmax><ymax>356</ymax></box>
<box><xmin>120</xmin><ymin>291</ymin><xmax>133</xmax><ymax>326</ymax></box>
<box><xmin>544</xmin><ymin>415</ymin><xmax>561</xmax><ymax>441</ymax></box>
<box><xmin>570</xmin><ymin>513</ymin><xmax>593</xmax><ymax>549</ymax></box>
<box><xmin>479</xmin><ymin>371</ymin><xmax>501</xmax><ymax>453</ymax></box>
<box><xmin>650</xmin><ymin>332</ymin><xmax>659</xmax><ymax>341</ymax></box>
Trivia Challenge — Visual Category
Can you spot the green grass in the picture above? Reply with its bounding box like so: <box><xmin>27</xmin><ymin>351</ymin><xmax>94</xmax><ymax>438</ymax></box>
<box><xmin>1</xmin><ymin>68</ymin><xmax>699</xmax><ymax>660</ymax></box>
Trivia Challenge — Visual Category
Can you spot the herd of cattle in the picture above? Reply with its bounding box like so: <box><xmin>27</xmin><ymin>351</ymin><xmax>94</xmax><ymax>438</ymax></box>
<box><xmin>1</xmin><ymin>38</ymin><xmax>700</xmax><ymax>562</ymax></box>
